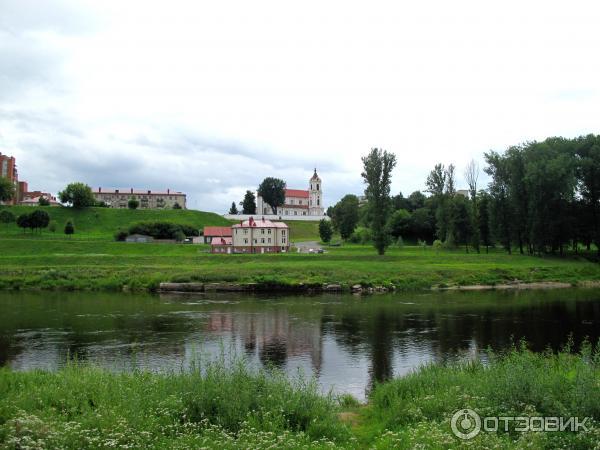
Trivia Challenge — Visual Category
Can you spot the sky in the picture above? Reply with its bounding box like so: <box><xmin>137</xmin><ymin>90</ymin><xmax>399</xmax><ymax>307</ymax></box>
<box><xmin>1</xmin><ymin>0</ymin><xmax>600</xmax><ymax>212</ymax></box>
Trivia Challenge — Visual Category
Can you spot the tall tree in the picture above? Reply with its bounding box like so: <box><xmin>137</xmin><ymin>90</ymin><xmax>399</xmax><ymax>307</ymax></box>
<box><xmin>361</xmin><ymin>148</ymin><xmax>397</xmax><ymax>255</ymax></box>
<box><xmin>464</xmin><ymin>159</ymin><xmax>480</xmax><ymax>252</ymax></box>
<box><xmin>58</xmin><ymin>182</ymin><xmax>95</xmax><ymax>208</ymax></box>
<box><xmin>257</xmin><ymin>178</ymin><xmax>286</xmax><ymax>214</ymax></box>
<box><xmin>0</xmin><ymin>177</ymin><xmax>15</xmax><ymax>203</ymax></box>
<box><xmin>229</xmin><ymin>202</ymin><xmax>238</xmax><ymax>214</ymax></box>
<box><xmin>477</xmin><ymin>190</ymin><xmax>492</xmax><ymax>253</ymax></box>
<box><xmin>240</xmin><ymin>190</ymin><xmax>257</xmax><ymax>214</ymax></box>
<box><xmin>576</xmin><ymin>135</ymin><xmax>600</xmax><ymax>255</ymax></box>
<box><xmin>331</xmin><ymin>194</ymin><xmax>360</xmax><ymax>240</ymax></box>
<box><xmin>318</xmin><ymin>219</ymin><xmax>333</xmax><ymax>243</ymax></box>
<box><xmin>485</xmin><ymin>151</ymin><xmax>513</xmax><ymax>254</ymax></box>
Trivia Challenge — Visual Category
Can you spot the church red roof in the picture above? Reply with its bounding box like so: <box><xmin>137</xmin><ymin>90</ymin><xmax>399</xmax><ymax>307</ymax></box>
<box><xmin>285</xmin><ymin>189</ymin><xmax>309</xmax><ymax>198</ymax></box>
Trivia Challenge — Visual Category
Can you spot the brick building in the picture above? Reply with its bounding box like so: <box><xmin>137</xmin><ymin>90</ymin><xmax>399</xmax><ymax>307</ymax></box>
<box><xmin>92</xmin><ymin>188</ymin><xmax>187</xmax><ymax>209</ymax></box>
<box><xmin>0</xmin><ymin>152</ymin><xmax>18</xmax><ymax>204</ymax></box>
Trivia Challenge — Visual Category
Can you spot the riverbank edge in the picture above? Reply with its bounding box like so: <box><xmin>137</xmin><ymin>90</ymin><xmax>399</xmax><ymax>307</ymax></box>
<box><xmin>2</xmin><ymin>278</ymin><xmax>600</xmax><ymax>294</ymax></box>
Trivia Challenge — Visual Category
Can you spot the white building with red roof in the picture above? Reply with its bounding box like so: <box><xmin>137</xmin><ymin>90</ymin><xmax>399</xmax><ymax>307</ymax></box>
<box><xmin>256</xmin><ymin>169</ymin><xmax>325</xmax><ymax>217</ymax></box>
<box><xmin>230</xmin><ymin>216</ymin><xmax>289</xmax><ymax>253</ymax></box>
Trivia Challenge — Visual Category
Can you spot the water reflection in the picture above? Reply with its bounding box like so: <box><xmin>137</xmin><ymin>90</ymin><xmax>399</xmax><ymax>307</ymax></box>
<box><xmin>0</xmin><ymin>289</ymin><xmax>599</xmax><ymax>399</ymax></box>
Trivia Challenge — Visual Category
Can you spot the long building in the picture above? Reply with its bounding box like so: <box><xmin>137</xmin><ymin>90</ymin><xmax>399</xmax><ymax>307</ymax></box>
<box><xmin>92</xmin><ymin>187</ymin><xmax>186</xmax><ymax>209</ymax></box>
<box><xmin>211</xmin><ymin>217</ymin><xmax>290</xmax><ymax>254</ymax></box>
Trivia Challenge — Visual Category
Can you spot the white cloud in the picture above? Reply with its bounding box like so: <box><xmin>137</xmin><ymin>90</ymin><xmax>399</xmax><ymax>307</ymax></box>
<box><xmin>1</xmin><ymin>0</ymin><xmax>600</xmax><ymax>211</ymax></box>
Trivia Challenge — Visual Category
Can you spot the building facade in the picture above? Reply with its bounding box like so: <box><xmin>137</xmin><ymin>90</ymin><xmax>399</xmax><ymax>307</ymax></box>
<box><xmin>0</xmin><ymin>152</ymin><xmax>18</xmax><ymax>205</ymax></box>
<box><xmin>215</xmin><ymin>217</ymin><xmax>290</xmax><ymax>253</ymax></box>
<box><xmin>256</xmin><ymin>169</ymin><xmax>325</xmax><ymax>217</ymax></box>
<box><xmin>92</xmin><ymin>188</ymin><xmax>187</xmax><ymax>209</ymax></box>
<box><xmin>203</xmin><ymin>226</ymin><xmax>233</xmax><ymax>244</ymax></box>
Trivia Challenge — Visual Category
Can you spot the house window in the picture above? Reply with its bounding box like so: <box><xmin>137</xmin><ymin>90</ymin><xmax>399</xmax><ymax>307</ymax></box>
<box><xmin>294</xmin><ymin>211</ymin><xmax>297</xmax><ymax>215</ymax></box>
<box><xmin>282</xmin><ymin>238</ymin><xmax>286</xmax><ymax>243</ymax></box>
<box><xmin>261</xmin><ymin>238</ymin><xmax>265</xmax><ymax>243</ymax></box>
<box><xmin>268</xmin><ymin>238</ymin><xmax>271</xmax><ymax>243</ymax></box>
<box><xmin>299</xmin><ymin>200</ymin><xmax>302</xmax><ymax>205</ymax></box>
<box><xmin>244</xmin><ymin>229</ymin><xmax>248</xmax><ymax>234</ymax></box>
<box><xmin>253</xmin><ymin>239</ymin><xmax>257</xmax><ymax>244</ymax></box>
<box><xmin>244</xmin><ymin>238</ymin><xmax>248</xmax><ymax>244</ymax></box>
<box><xmin>317</xmin><ymin>199</ymin><xmax>320</xmax><ymax>205</ymax></box>
<box><xmin>317</xmin><ymin>184</ymin><xmax>319</xmax><ymax>191</ymax></box>
<box><xmin>268</xmin><ymin>229</ymin><xmax>271</xmax><ymax>234</ymax></box>
<box><xmin>282</xmin><ymin>230</ymin><xmax>286</xmax><ymax>235</ymax></box>
<box><xmin>261</xmin><ymin>229</ymin><xmax>265</xmax><ymax>234</ymax></box>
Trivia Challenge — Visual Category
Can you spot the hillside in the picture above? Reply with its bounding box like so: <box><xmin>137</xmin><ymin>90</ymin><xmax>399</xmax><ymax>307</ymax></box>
<box><xmin>0</xmin><ymin>206</ymin><xmax>230</xmax><ymax>240</ymax></box>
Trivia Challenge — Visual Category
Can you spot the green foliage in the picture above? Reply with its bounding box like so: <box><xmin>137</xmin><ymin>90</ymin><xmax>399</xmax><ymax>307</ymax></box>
<box><xmin>173</xmin><ymin>202</ymin><xmax>182</xmax><ymax>209</ymax></box>
<box><xmin>228</xmin><ymin>201</ymin><xmax>238</xmax><ymax>214</ymax></box>
<box><xmin>387</xmin><ymin>209</ymin><xmax>411</xmax><ymax>239</ymax></box>
<box><xmin>64</xmin><ymin>220</ymin><xmax>75</xmax><ymax>236</ymax></box>
<box><xmin>257</xmin><ymin>177</ymin><xmax>286</xmax><ymax>214</ymax></box>
<box><xmin>0</xmin><ymin>176</ymin><xmax>15</xmax><ymax>202</ymax></box>
<box><xmin>127</xmin><ymin>196</ymin><xmax>139</xmax><ymax>210</ymax></box>
<box><xmin>365</xmin><ymin>343</ymin><xmax>600</xmax><ymax>449</ymax></box>
<box><xmin>15</xmin><ymin>210</ymin><xmax>50</xmax><ymax>233</ymax></box>
<box><xmin>58</xmin><ymin>182</ymin><xmax>96</xmax><ymax>208</ymax></box>
<box><xmin>361</xmin><ymin>148</ymin><xmax>396</xmax><ymax>255</ymax></box>
<box><xmin>318</xmin><ymin>219</ymin><xmax>333</xmax><ymax>243</ymax></box>
<box><xmin>432</xmin><ymin>239</ymin><xmax>442</xmax><ymax>254</ymax></box>
<box><xmin>330</xmin><ymin>194</ymin><xmax>360</xmax><ymax>240</ymax></box>
<box><xmin>0</xmin><ymin>356</ymin><xmax>350</xmax><ymax>448</ymax></box>
<box><xmin>348</xmin><ymin>226</ymin><xmax>372</xmax><ymax>244</ymax></box>
<box><xmin>0</xmin><ymin>209</ymin><xmax>15</xmax><ymax>225</ymax></box>
<box><xmin>128</xmin><ymin>221</ymin><xmax>199</xmax><ymax>239</ymax></box>
<box><xmin>38</xmin><ymin>196</ymin><xmax>50</xmax><ymax>206</ymax></box>
<box><xmin>240</xmin><ymin>190</ymin><xmax>256</xmax><ymax>214</ymax></box>
<box><xmin>48</xmin><ymin>221</ymin><xmax>57</xmax><ymax>233</ymax></box>
<box><xmin>114</xmin><ymin>229</ymin><xmax>128</xmax><ymax>241</ymax></box>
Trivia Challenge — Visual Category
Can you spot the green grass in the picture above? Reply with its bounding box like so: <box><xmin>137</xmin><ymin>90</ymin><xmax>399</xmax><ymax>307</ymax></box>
<box><xmin>1</xmin><ymin>235</ymin><xmax>600</xmax><ymax>291</ymax></box>
<box><xmin>0</xmin><ymin>206</ymin><xmax>230</xmax><ymax>240</ymax></box>
<box><xmin>1</xmin><ymin>345</ymin><xmax>598</xmax><ymax>449</ymax></box>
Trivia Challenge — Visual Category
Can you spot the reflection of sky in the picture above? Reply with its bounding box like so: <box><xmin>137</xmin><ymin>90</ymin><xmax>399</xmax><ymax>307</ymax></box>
<box><xmin>2</xmin><ymin>291</ymin><xmax>600</xmax><ymax>402</ymax></box>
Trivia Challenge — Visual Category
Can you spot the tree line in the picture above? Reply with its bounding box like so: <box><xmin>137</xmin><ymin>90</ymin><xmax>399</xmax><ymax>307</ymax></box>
<box><xmin>327</xmin><ymin>134</ymin><xmax>600</xmax><ymax>256</ymax></box>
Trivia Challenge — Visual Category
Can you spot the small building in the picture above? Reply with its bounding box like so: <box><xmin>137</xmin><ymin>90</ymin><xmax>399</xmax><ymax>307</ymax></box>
<box><xmin>125</xmin><ymin>234</ymin><xmax>154</xmax><ymax>243</ymax></box>
<box><xmin>211</xmin><ymin>237</ymin><xmax>232</xmax><ymax>253</ymax></box>
<box><xmin>232</xmin><ymin>217</ymin><xmax>289</xmax><ymax>253</ymax></box>
<box><xmin>203</xmin><ymin>226</ymin><xmax>233</xmax><ymax>244</ymax></box>
<box><xmin>18</xmin><ymin>193</ymin><xmax>59</xmax><ymax>206</ymax></box>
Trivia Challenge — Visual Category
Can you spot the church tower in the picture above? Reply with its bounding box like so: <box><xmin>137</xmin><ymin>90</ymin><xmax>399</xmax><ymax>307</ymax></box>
<box><xmin>309</xmin><ymin>169</ymin><xmax>324</xmax><ymax>216</ymax></box>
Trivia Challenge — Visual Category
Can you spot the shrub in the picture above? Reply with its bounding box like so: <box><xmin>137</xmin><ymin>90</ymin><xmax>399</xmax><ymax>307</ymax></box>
<box><xmin>114</xmin><ymin>229</ymin><xmax>129</xmax><ymax>241</ymax></box>
<box><xmin>127</xmin><ymin>221</ymin><xmax>199</xmax><ymax>240</ymax></box>
<box><xmin>433</xmin><ymin>239</ymin><xmax>442</xmax><ymax>253</ymax></box>
<box><xmin>348</xmin><ymin>226</ymin><xmax>372</xmax><ymax>244</ymax></box>
<box><xmin>128</xmin><ymin>196</ymin><xmax>139</xmax><ymax>210</ymax></box>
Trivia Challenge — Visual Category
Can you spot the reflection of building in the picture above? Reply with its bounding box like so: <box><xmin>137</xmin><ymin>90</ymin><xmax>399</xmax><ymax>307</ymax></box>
<box><xmin>256</xmin><ymin>169</ymin><xmax>325</xmax><ymax>217</ymax></box>
<box><xmin>92</xmin><ymin>187</ymin><xmax>186</xmax><ymax>209</ymax></box>
<box><xmin>206</xmin><ymin>309</ymin><xmax>323</xmax><ymax>371</ymax></box>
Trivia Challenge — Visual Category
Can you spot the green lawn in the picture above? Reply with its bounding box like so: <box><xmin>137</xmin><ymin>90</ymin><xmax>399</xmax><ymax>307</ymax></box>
<box><xmin>1</xmin><ymin>206</ymin><xmax>230</xmax><ymax>240</ymax></box>
<box><xmin>1</xmin><ymin>234</ymin><xmax>599</xmax><ymax>291</ymax></box>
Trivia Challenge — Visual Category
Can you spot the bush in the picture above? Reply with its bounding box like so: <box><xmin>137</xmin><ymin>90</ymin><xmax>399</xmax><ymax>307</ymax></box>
<box><xmin>114</xmin><ymin>229</ymin><xmax>129</xmax><ymax>241</ymax></box>
<box><xmin>348</xmin><ymin>226</ymin><xmax>372</xmax><ymax>244</ymax></box>
<box><xmin>127</xmin><ymin>221</ymin><xmax>199</xmax><ymax>240</ymax></box>
<box><xmin>433</xmin><ymin>239</ymin><xmax>442</xmax><ymax>253</ymax></box>
<box><xmin>128</xmin><ymin>196</ymin><xmax>139</xmax><ymax>210</ymax></box>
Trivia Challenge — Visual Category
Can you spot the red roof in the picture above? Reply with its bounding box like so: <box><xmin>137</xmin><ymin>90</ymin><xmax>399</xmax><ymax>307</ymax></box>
<box><xmin>232</xmin><ymin>217</ymin><xmax>288</xmax><ymax>228</ymax></box>
<box><xmin>203</xmin><ymin>226</ymin><xmax>232</xmax><ymax>237</ymax></box>
<box><xmin>285</xmin><ymin>189</ymin><xmax>309</xmax><ymax>198</ymax></box>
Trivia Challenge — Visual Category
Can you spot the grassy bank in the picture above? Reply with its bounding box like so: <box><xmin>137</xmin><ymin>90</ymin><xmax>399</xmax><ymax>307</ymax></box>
<box><xmin>0</xmin><ymin>206</ymin><xmax>231</xmax><ymax>240</ymax></box>
<box><xmin>1</xmin><ymin>236</ymin><xmax>600</xmax><ymax>291</ymax></box>
<box><xmin>0</xmin><ymin>346</ymin><xmax>598</xmax><ymax>449</ymax></box>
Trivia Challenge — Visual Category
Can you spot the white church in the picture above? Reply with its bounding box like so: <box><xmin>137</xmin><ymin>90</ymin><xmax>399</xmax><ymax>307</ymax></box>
<box><xmin>256</xmin><ymin>169</ymin><xmax>326</xmax><ymax>218</ymax></box>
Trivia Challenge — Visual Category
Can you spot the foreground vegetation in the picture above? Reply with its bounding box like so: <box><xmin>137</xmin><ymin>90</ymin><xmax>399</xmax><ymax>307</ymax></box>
<box><xmin>0</xmin><ymin>345</ymin><xmax>598</xmax><ymax>449</ymax></box>
<box><xmin>1</xmin><ymin>236</ymin><xmax>600</xmax><ymax>291</ymax></box>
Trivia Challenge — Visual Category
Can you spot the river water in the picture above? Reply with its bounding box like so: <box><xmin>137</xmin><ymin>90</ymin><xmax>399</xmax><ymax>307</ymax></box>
<box><xmin>1</xmin><ymin>289</ymin><xmax>598</xmax><ymax>400</ymax></box>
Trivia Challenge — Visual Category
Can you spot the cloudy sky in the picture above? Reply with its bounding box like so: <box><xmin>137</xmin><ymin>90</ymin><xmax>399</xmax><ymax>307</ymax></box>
<box><xmin>1</xmin><ymin>0</ymin><xmax>599</xmax><ymax>212</ymax></box>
